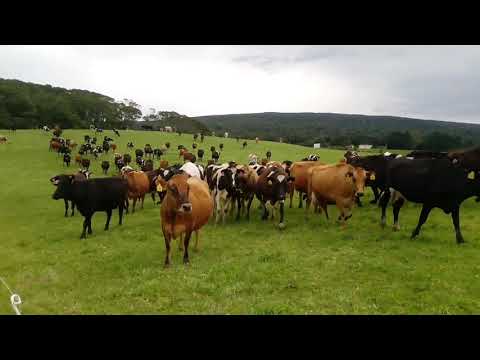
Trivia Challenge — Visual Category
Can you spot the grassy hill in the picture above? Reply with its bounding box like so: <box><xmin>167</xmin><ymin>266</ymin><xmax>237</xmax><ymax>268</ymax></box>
<box><xmin>1</xmin><ymin>129</ymin><xmax>480</xmax><ymax>314</ymax></box>
<box><xmin>194</xmin><ymin>112</ymin><xmax>480</xmax><ymax>148</ymax></box>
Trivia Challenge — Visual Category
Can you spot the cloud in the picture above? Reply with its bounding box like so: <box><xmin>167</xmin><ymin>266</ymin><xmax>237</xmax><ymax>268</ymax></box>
<box><xmin>0</xmin><ymin>45</ymin><xmax>479</xmax><ymax>123</ymax></box>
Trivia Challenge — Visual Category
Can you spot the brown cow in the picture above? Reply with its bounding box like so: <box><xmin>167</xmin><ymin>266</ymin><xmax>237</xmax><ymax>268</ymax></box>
<box><xmin>122</xmin><ymin>170</ymin><xmax>150</xmax><ymax>213</ymax></box>
<box><xmin>75</xmin><ymin>154</ymin><xmax>82</xmax><ymax>166</ymax></box>
<box><xmin>289</xmin><ymin>161</ymin><xmax>325</xmax><ymax>208</ymax></box>
<box><xmin>159</xmin><ymin>160</ymin><xmax>169</xmax><ymax>169</ymax></box>
<box><xmin>183</xmin><ymin>151</ymin><xmax>195</xmax><ymax>162</ymax></box>
<box><xmin>234</xmin><ymin>164</ymin><xmax>258</xmax><ymax>220</ymax></box>
<box><xmin>49</xmin><ymin>139</ymin><xmax>61</xmax><ymax>152</ymax></box>
<box><xmin>0</xmin><ymin>136</ymin><xmax>7</xmax><ymax>144</ymax></box>
<box><xmin>179</xmin><ymin>148</ymin><xmax>189</xmax><ymax>159</ymax></box>
<box><xmin>110</xmin><ymin>143</ymin><xmax>117</xmax><ymax>152</ymax></box>
<box><xmin>305</xmin><ymin>163</ymin><xmax>367</xmax><ymax>226</ymax></box>
<box><xmin>160</xmin><ymin>173</ymin><xmax>214</xmax><ymax>266</ymax></box>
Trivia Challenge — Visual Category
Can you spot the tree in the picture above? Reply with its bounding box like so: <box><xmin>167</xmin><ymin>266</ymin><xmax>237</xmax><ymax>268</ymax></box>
<box><xmin>416</xmin><ymin>132</ymin><xmax>464</xmax><ymax>152</ymax></box>
<box><xmin>386</xmin><ymin>131</ymin><xmax>414</xmax><ymax>149</ymax></box>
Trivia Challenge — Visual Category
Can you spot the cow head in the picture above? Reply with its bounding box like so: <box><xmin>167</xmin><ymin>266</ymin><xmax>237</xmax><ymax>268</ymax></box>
<box><xmin>167</xmin><ymin>174</ymin><xmax>192</xmax><ymax>213</ymax></box>
<box><xmin>345</xmin><ymin>166</ymin><xmax>368</xmax><ymax>197</ymax></box>
<box><xmin>448</xmin><ymin>147</ymin><xmax>480</xmax><ymax>171</ymax></box>
<box><xmin>218</xmin><ymin>168</ymin><xmax>236</xmax><ymax>194</ymax></box>
<box><xmin>51</xmin><ymin>174</ymin><xmax>74</xmax><ymax>200</ymax></box>
<box><xmin>265</xmin><ymin>168</ymin><xmax>292</xmax><ymax>202</ymax></box>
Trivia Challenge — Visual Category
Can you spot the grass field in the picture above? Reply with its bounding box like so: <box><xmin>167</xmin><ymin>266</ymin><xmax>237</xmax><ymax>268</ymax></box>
<box><xmin>1</xmin><ymin>129</ymin><xmax>480</xmax><ymax>314</ymax></box>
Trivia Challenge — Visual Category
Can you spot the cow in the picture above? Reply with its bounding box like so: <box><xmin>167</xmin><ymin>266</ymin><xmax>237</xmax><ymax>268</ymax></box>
<box><xmin>81</xmin><ymin>158</ymin><xmax>91</xmax><ymax>171</ymax></box>
<box><xmin>127</xmin><ymin>142</ymin><xmax>134</xmax><ymax>149</ymax></box>
<box><xmin>243</xmin><ymin>141</ymin><xmax>247</xmax><ymax>149</ymax></box>
<box><xmin>144</xmin><ymin>144</ymin><xmax>153</xmax><ymax>158</ymax></box>
<box><xmin>248</xmin><ymin>153</ymin><xmax>258</xmax><ymax>165</ymax></box>
<box><xmin>305</xmin><ymin>163</ymin><xmax>367</xmax><ymax>226</ymax></box>
<box><xmin>142</xmin><ymin>159</ymin><xmax>154</xmax><ymax>172</ymax></box>
<box><xmin>123</xmin><ymin>153</ymin><xmax>132</xmax><ymax>165</ymax></box>
<box><xmin>101</xmin><ymin>161</ymin><xmax>110</xmax><ymax>175</ymax></box>
<box><xmin>212</xmin><ymin>151</ymin><xmax>220</xmax><ymax>164</ymax></box>
<box><xmin>160</xmin><ymin>173</ymin><xmax>214</xmax><ymax>266</ymax></box>
<box><xmin>136</xmin><ymin>156</ymin><xmax>145</xmax><ymax>169</ymax></box>
<box><xmin>379</xmin><ymin>156</ymin><xmax>480</xmax><ymax>244</ymax></box>
<box><xmin>135</xmin><ymin>149</ymin><xmax>144</xmax><ymax>158</ymax></box>
<box><xmin>219</xmin><ymin>143</ymin><xmax>224</xmax><ymax>151</ymax></box>
<box><xmin>200</xmin><ymin>134</ymin><xmax>205</xmax><ymax>143</ymax></box>
<box><xmin>110</xmin><ymin>143</ymin><xmax>117</xmax><ymax>152</ymax></box>
<box><xmin>113</xmin><ymin>129</ymin><xmax>120</xmax><ymax>137</ymax></box>
<box><xmin>0</xmin><ymin>136</ymin><xmax>7</xmax><ymax>144</ymax></box>
<box><xmin>346</xmin><ymin>152</ymin><xmax>400</xmax><ymax>205</ymax></box>
<box><xmin>406</xmin><ymin>150</ymin><xmax>449</xmax><ymax>159</ymax></box>
<box><xmin>63</xmin><ymin>153</ymin><xmax>71</xmax><ymax>167</ymax></box>
<box><xmin>49</xmin><ymin>139</ymin><xmax>62</xmax><ymax>152</ymax></box>
<box><xmin>115</xmin><ymin>157</ymin><xmax>125</xmax><ymax>172</ymax></box>
<box><xmin>255</xmin><ymin>165</ymin><xmax>294</xmax><ymax>228</ymax></box>
<box><xmin>51</xmin><ymin>175</ymin><xmax>128</xmax><ymax>239</ymax></box>
<box><xmin>68</xmin><ymin>141</ymin><xmax>77</xmax><ymax>151</ymax></box>
<box><xmin>122</xmin><ymin>170</ymin><xmax>150</xmax><ymax>213</ymax></box>
<box><xmin>103</xmin><ymin>141</ymin><xmax>110</xmax><ymax>154</ymax></box>
<box><xmin>448</xmin><ymin>146</ymin><xmax>480</xmax><ymax>202</ymax></box>
<box><xmin>266</xmin><ymin>150</ymin><xmax>272</xmax><ymax>161</ymax></box>
<box><xmin>289</xmin><ymin>161</ymin><xmax>325</xmax><ymax>208</ymax></box>
<box><xmin>75</xmin><ymin>154</ymin><xmax>82</xmax><ymax>166</ymax></box>
<box><xmin>197</xmin><ymin>149</ymin><xmax>205</xmax><ymax>162</ymax></box>
<box><xmin>301</xmin><ymin>154</ymin><xmax>319</xmax><ymax>161</ymax></box>
<box><xmin>183</xmin><ymin>152</ymin><xmax>195</xmax><ymax>162</ymax></box>
<box><xmin>50</xmin><ymin>170</ymin><xmax>91</xmax><ymax>217</ymax></box>
<box><xmin>180</xmin><ymin>160</ymin><xmax>204</xmax><ymax>180</ymax></box>
<box><xmin>234</xmin><ymin>164</ymin><xmax>258</xmax><ymax>220</ymax></box>
<box><xmin>193</xmin><ymin>134</ymin><xmax>198</xmax><ymax>141</ymax></box>
<box><xmin>192</xmin><ymin>143</ymin><xmax>198</xmax><ymax>150</ymax></box>
<box><xmin>206</xmin><ymin>164</ymin><xmax>236</xmax><ymax>224</ymax></box>
<box><xmin>179</xmin><ymin>148</ymin><xmax>189</xmax><ymax>159</ymax></box>
<box><xmin>153</xmin><ymin>148</ymin><xmax>162</xmax><ymax>160</ymax></box>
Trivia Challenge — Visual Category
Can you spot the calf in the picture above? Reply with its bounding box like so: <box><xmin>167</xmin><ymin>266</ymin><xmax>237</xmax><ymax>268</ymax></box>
<box><xmin>51</xmin><ymin>176</ymin><xmax>128</xmax><ymax>239</ymax></box>
<box><xmin>306</xmin><ymin>163</ymin><xmax>367</xmax><ymax>226</ymax></box>
<box><xmin>101</xmin><ymin>161</ymin><xmax>110</xmax><ymax>175</ymax></box>
<box><xmin>161</xmin><ymin>173</ymin><xmax>214</xmax><ymax>266</ymax></box>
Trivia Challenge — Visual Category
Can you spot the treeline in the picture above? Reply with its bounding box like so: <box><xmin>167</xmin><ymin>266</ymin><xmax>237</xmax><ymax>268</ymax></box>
<box><xmin>195</xmin><ymin>112</ymin><xmax>480</xmax><ymax>151</ymax></box>
<box><xmin>0</xmin><ymin>78</ymin><xmax>143</xmax><ymax>130</ymax></box>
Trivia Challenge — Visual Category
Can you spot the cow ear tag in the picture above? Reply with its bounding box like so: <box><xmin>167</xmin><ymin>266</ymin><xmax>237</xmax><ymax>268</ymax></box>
<box><xmin>157</xmin><ymin>183</ymin><xmax>163</xmax><ymax>192</ymax></box>
<box><xmin>468</xmin><ymin>171</ymin><xmax>475</xmax><ymax>180</ymax></box>
<box><xmin>370</xmin><ymin>174</ymin><xmax>376</xmax><ymax>180</ymax></box>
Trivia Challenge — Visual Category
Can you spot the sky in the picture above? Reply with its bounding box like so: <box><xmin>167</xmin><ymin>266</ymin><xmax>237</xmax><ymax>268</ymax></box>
<box><xmin>1</xmin><ymin>45</ymin><xmax>479</xmax><ymax>123</ymax></box>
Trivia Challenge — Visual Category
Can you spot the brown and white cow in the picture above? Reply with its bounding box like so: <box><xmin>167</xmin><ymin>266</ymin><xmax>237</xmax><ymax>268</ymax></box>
<box><xmin>305</xmin><ymin>163</ymin><xmax>367</xmax><ymax>226</ymax></box>
<box><xmin>234</xmin><ymin>164</ymin><xmax>259</xmax><ymax>220</ymax></box>
<box><xmin>161</xmin><ymin>173</ymin><xmax>214</xmax><ymax>266</ymax></box>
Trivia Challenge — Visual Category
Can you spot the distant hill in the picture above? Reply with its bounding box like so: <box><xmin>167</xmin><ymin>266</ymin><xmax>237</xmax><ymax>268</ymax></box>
<box><xmin>130</xmin><ymin>115</ymin><xmax>210</xmax><ymax>134</ymax></box>
<box><xmin>194</xmin><ymin>112</ymin><xmax>480</xmax><ymax>149</ymax></box>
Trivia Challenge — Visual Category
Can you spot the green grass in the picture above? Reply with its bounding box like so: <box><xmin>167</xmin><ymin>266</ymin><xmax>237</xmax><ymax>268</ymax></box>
<box><xmin>1</xmin><ymin>129</ymin><xmax>480</xmax><ymax>314</ymax></box>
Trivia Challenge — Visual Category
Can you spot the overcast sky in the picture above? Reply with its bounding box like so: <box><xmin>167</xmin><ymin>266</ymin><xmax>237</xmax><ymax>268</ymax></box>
<box><xmin>1</xmin><ymin>45</ymin><xmax>479</xmax><ymax>123</ymax></box>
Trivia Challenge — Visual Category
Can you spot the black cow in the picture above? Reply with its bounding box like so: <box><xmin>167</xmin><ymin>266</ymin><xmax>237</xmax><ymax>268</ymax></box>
<box><xmin>52</xmin><ymin>176</ymin><xmax>128</xmax><ymax>239</ymax></box>
<box><xmin>192</xmin><ymin>143</ymin><xmax>198</xmax><ymax>150</ymax></box>
<box><xmin>197</xmin><ymin>149</ymin><xmax>204</xmax><ymax>161</ymax></box>
<box><xmin>219</xmin><ymin>143</ymin><xmax>224</xmax><ymax>151</ymax></box>
<box><xmin>200</xmin><ymin>134</ymin><xmax>204</xmax><ymax>142</ymax></box>
<box><xmin>379</xmin><ymin>157</ymin><xmax>480</xmax><ymax>244</ymax></box>
<box><xmin>127</xmin><ymin>142</ymin><xmax>134</xmax><ymax>149</ymax></box>
<box><xmin>135</xmin><ymin>149</ymin><xmax>144</xmax><ymax>158</ymax></box>
<box><xmin>50</xmin><ymin>171</ymin><xmax>91</xmax><ymax>217</ymax></box>
<box><xmin>405</xmin><ymin>150</ymin><xmax>449</xmax><ymax>159</ymax></box>
<box><xmin>266</xmin><ymin>150</ymin><xmax>271</xmax><ymax>161</ymax></box>
<box><xmin>115</xmin><ymin>157</ymin><xmax>125</xmax><ymax>172</ymax></box>
<box><xmin>153</xmin><ymin>148</ymin><xmax>162</xmax><ymax>159</ymax></box>
<box><xmin>63</xmin><ymin>153</ymin><xmax>71</xmax><ymax>167</ymax></box>
<box><xmin>101</xmin><ymin>161</ymin><xmax>110</xmax><ymax>174</ymax></box>
<box><xmin>136</xmin><ymin>156</ymin><xmax>145</xmax><ymax>168</ymax></box>
<box><xmin>81</xmin><ymin>158</ymin><xmax>91</xmax><ymax>171</ymax></box>
<box><xmin>113</xmin><ymin>129</ymin><xmax>120</xmax><ymax>137</ymax></box>
<box><xmin>103</xmin><ymin>141</ymin><xmax>110</xmax><ymax>154</ymax></box>
<box><xmin>123</xmin><ymin>153</ymin><xmax>132</xmax><ymax>165</ymax></box>
<box><xmin>242</xmin><ymin>141</ymin><xmax>247</xmax><ymax>149</ymax></box>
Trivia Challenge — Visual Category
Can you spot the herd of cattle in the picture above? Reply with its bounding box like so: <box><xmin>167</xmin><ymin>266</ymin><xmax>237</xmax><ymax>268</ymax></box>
<box><xmin>46</xmin><ymin>129</ymin><xmax>480</xmax><ymax>266</ymax></box>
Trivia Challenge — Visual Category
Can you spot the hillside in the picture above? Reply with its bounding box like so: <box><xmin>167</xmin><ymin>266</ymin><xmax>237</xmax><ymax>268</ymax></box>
<box><xmin>0</xmin><ymin>78</ymin><xmax>209</xmax><ymax>135</ymax></box>
<box><xmin>194</xmin><ymin>112</ymin><xmax>480</xmax><ymax>149</ymax></box>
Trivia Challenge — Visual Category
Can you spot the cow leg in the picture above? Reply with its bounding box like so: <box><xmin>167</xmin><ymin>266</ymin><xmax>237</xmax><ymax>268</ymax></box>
<box><xmin>124</xmin><ymin>198</ymin><xmax>130</xmax><ymax>214</ymax></box>
<box><xmin>379</xmin><ymin>189</ymin><xmax>391</xmax><ymax>228</ymax></box>
<box><xmin>451</xmin><ymin>206</ymin><xmax>465</xmax><ymax>244</ymax></box>
<box><xmin>80</xmin><ymin>217</ymin><xmax>88</xmax><ymax>239</ymax></box>
<box><xmin>355</xmin><ymin>195</ymin><xmax>362</xmax><ymax>207</ymax></box>
<box><xmin>87</xmin><ymin>216</ymin><xmax>93</xmax><ymax>234</ymax></box>
<box><xmin>289</xmin><ymin>188</ymin><xmax>294</xmax><ymax>208</ymax></box>
<box><xmin>104</xmin><ymin>209</ymin><xmax>112</xmax><ymax>230</ymax></box>
<box><xmin>163</xmin><ymin>230</ymin><xmax>172</xmax><ymax>267</ymax></box>
<box><xmin>279</xmin><ymin>201</ymin><xmax>285</xmax><ymax>225</ymax></box>
<box><xmin>236</xmin><ymin>196</ymin><xmax>242</xmax><ymax>221</ymax></box>
<box><xmin>151</xmin><ymin>191</ymin><xmax>156</xmax><ymax>204</ymax></box>
<box><xmin>183</xmin><ymin>231</ymin><xmax>192</xmax><ymax>264</ymax></box>
<box><xmin>118</xmin><ymin>202</ymin><xmax>124</xmax><ymax>225</ymax></box>
<box><xmin>194</xmin><ymin>230</ymin><xmax>199</xmax><ymax>252</ymax></box>
<box><xmin>179</xmin><ymin>233</ymin><xmax>184</xmax><ymax>251</ymax></box>
<box><xmin>392</xmin><ymin>197</ymin><xmax>405</xmax><ymax>231</ymax></box>
<box><xmin>141</xmin><ymin>195</ymin><xmax>145</xmax><ymax>209</ymax></box>
<box><xmin>411</xmin><ymin>204</ymin><xmax>433</xmax><ymax>239</ymax></box>
<box><xmin>64</xmin><ymin>199</ymin><xmax>69</xmax><ymax>217</ymax></box>
<box><xmin>71</xmin><ymin>202</ymin><xmax>75</xmax><ymax>217</ymax></box>
<box><xmin>370</xmin><ymin>186</ymin><xmax>380</xmax><ymax>204</ymax></box>
<box><xmin>298</xmin><ymin>191</ymin><xmax>303</xmax><ymax>208</ymax></box>
<box><xmin>246</xmin><ymin>195</ymin><xmax>254</xmax><ymax>220</ymax></box>
<box><xmin>132</xmin><ymin>198</ymin><xmax>137</xmax><ymax>213</ymax></box>
<box><xmin>261</xmin><ymin>200</ymin><xmax>269</xmax><ymax>220</ymax></box>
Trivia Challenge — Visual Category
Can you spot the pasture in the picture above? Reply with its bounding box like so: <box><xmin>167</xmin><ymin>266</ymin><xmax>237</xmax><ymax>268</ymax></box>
<box><xmin>1</xmin><ymin>129</ymin><xmax>480</xmax><ymax>314</ymax></box>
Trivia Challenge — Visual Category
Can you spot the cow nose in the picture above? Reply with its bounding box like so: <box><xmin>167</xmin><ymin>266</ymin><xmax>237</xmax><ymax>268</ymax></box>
<box><xmin>182</xmin><ymin>203</ymin><xmax>192</xmax><ymax>212</ymax></box>
<box><xmin>357</xmin><ymin>192</ymin><xmax>364</xmax><ymax>197</ymax></box>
